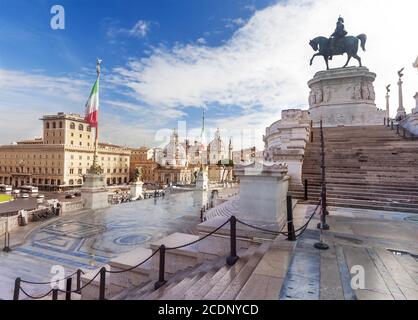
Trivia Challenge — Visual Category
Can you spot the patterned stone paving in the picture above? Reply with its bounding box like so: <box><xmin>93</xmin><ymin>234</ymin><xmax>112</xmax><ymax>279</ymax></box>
<box><xmin>0</xmin><ymin>191</ymin><xmax>202</xmax><ymax>299</ymax></box>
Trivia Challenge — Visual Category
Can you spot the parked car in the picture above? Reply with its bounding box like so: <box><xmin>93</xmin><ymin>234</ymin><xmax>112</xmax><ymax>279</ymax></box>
<box><xmin>21</xmin><ymin>193</ymin><xmax>29</xmax><ymax>199</ymax></box>
<box><xmin>12</xmin><ymin>189</ymin><xmax>20</xmax><ymax>195</ymax></box>
<box><xmin>74</xmin><ymin>192</ymin><xmax>81</xmax><ymax>197</ymax></box>
<box><xmin>37</xmin><ymin>194</ymin><xmax>45</xmax><ymax>199</ymax></box>
<box><xmin>65</xmin><ymin>194</ymin><xmax>75</xmax><ymax>199</ymax></box>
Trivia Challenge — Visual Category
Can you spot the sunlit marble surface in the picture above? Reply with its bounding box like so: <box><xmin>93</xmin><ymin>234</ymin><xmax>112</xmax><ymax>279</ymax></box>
<box><xmin>0</xmin><ymin>191</ymin><xmax>202</xmax><ymax>299</ymax></box>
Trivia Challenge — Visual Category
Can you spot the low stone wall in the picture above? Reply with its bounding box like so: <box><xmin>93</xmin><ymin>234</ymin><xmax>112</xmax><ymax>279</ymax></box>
<box><xmin>61</xmin><ymin>200</ymin><xmax>84</xmax><ymax>214</ymax></box>
<box><xmin>0</xmin><ymin>215</ymin><xmax>19</xmax><ymax>237</ymax></box>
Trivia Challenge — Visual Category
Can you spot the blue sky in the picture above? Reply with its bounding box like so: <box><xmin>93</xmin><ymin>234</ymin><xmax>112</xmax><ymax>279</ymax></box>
<box><xmin>1</xmin><ymin>0</ymin><xmax>417</xmax><ymax>149</ymax></box>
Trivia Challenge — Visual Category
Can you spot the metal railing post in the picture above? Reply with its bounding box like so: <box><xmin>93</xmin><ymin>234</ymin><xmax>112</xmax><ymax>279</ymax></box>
<box><xmin>13</xmin><ymin>277</ymin><xmax>21</xmax><ymax>300</ymax></box>
<box><xmin>226</xmin><ymin>216</ymin><xmax>239</xmax><ymax>266</ymax></box>
<box><xmin>403</xmin><ymin>128</ymin><xmax>406</xmax><ymax>138</ymax></box>
<box><xmin>99</xmin><ymin>267</ymin><xmax>106</xmax><ymax>300</ymax></box>
<box><xmin>304</xmin><ymin>179</ymin><xmax>308</xmax><ymax>201</ymax></box>
<box><xmin>396</xmin><ymin>124</ymin><xmax>399</xmax><ymax>135</ymax></box>
<box><xmin>154</xmin><ymin>245</ymin><xmax>167</xmax><ymax>290</ymax></box>
<box><xmin>391</xmin><ymin>121</ymin><xmax>394</xmax><ymax>130</ymax></box>
<box><xmin>65</xmin><ymin>277</ymin><xmax>72</xmax><ymax>300</ymax></box>
<box><xmin>52</xmin><ymin>288</ymin><xmax>58</xmax><ymax>300</ymax></box>
<box><xmin>384</xmin><ymin>117</ymin><xmax>386</xmax><ymax>126</ymax></box>
<box><xmin>286</xmin><ymin>194</ymin><xmax>296</xmax><ymax>241</ymax></box>
<box><xmin>76</xmin><ymin>269</ymin><xmax>82</xmax><ymax>294</ymax></box>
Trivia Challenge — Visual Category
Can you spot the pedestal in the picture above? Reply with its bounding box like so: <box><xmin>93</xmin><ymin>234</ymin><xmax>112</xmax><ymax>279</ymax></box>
<box><xmin>308</xmin><ymin>67</ymin><xmax>386</xmax><ymax>127</ymax></box>
<box><xmin>130</xmin><ymin>181</ymin><xmax>144</xmax><ymax>200</ymax></box>
<box><xmin>195</xmin><ymin>169</ymin><xmax>209</xmax><ymax>191</ymax></box>
<box><xmin>81</xmin><ymin>173</ymin><xmax>109</xmax><ymax>210</ymax></box>
<box><xmin>234</xmin><ymin>162</ymin><xmax>289</xmax><ymax>225</ymax></box>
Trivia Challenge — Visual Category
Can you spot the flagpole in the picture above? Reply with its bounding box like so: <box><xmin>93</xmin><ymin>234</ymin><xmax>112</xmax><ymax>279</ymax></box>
<box><xmin>93</xmin><ymin>60</ymin><xmax>101</xmax><ymax>170</ymax></box>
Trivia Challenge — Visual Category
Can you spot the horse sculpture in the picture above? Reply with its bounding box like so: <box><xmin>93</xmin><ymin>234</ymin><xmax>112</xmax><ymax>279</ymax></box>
<box><xmin>309</xmin><ymin>34</ymin><xmax>367</xmax><ymax>70</ymax></box>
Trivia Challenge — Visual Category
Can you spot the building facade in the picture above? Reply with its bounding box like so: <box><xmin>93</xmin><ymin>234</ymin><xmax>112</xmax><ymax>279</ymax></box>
<box><xmin>0</xmin><ymin>113</ymin><xmax>130</xmax><ymax>190</ymax></box>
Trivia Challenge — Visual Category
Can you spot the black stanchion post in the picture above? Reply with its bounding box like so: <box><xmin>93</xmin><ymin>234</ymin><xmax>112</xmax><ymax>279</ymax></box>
<box><xmin>13</xmin><ymin>277</ymin><xmax>21</xmax><ymax>300</ymax></box>
<box><xmin>154</xmin><ymin>245</ymin><xmax>167</xmax><ymax>289</ymax></box>
<box><xmin>304</xmin><ymin>179</ymin><xmax>308</xmax><ymax>201</ymax></box>
<box><xmin>65</xmin><ymin>277</ymin><xmax>72</xmax><ymax>300</ymax></box>
<box><xmin>226</xmin><ymin>216</ymin><xmax>239</xmax><ymax>266</ymax></box>
<box><xmin>403</xmin><ymin>128</ymin><xmax>406</xmax><ymax>138</ymax></box>
<box><xmin>99</xmin><ymin>267</ymin><xmax>106</xmax><ymax>300</ymax></box>
<box><xmin>52</xmin><ymin>289</ymin><xmax>58</xmax><ymax>300</ymax></box>
<box><xmin>397</xmin><ymin>124</ymin><xmax>399</xmax><ymax>135</ymax></box>
<box><xmin>384</xmin><ymin>117</ymin><xmax>386</xmax><ymax>126</ymax></box>
<box><xmin>286</xmin><ymin>194</ymin><xmax>296</xmax><ymax>241</ymax></box>
<box><xmin>76</xmin><ymin>269</ymin><xmax>82</xmax><ymax>294</ymax></box>
<box><xmin>391</xmin><ymin>121</ymin><xmax>394</xmax><ymax>130</ymax></box>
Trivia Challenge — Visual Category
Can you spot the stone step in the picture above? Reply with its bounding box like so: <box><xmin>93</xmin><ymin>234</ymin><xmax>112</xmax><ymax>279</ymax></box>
<box><xmin>297</xmin><ymin>185</ymin><xmax>418</xmax><ymax>196</ymax></box>
<box><xmin>107</xmin><ymin>247</ymin><xmax>153</xmax><ymax>289</ymax></box>
<box><xmin>291</xmin><ymin>190</ymin><xmax>418</xmax><ymax>204</ymax></box>
<box><xmin>194</xmin><ymin>246</ymin><xmax>258</xmax><ymax>299</ymax></box>
<box><xmin>202</xmin><ymin>245</ymin><xmax>258</xmax><ymax>300</ymax></box>
<box><xmin>218</xmin><ymin>242</ymin><xmax>270</xmax><ymax>300</ymax></box>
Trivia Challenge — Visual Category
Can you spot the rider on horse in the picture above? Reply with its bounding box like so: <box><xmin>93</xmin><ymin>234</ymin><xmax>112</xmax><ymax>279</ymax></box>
<box><xmin>329</xmin><ymin>16</ymin><xmax>348</xmax><ymax>53</ymax></box>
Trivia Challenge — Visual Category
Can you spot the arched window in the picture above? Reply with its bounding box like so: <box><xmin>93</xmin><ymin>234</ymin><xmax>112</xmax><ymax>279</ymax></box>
<box><xmin>69</xmin><ymin>179</ymin><xmax>74</xmax><ymax>185</ymax></box>
<box><xmin>77</xmin><ymin>179</ymin><xmax>82</xmax><ymax>185</ymax></box>
<box><xmin>70</xmin><ymin>122</ymin><xmax>75</xmax><ymax>129</ymax></box>
<box><xmin>46</xmin><ymin>122</ymin><xmax>50</xmax><ymax>129</ymax></box>
<box><xmin>78</xmin><ymin>124</ymin><xmax>84</xmax><ymax>131</ymax></box>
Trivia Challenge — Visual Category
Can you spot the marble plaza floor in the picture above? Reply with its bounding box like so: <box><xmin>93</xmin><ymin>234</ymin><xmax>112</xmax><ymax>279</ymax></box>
<box><xmin>280</xmin><ymin>205</ymin><xmax>418</xmax><ymax>300</ymax></box>
<box><xmin>0</xmin><ymin>191</ymin><xmax>203</xmax><ymax>299</ymax></box>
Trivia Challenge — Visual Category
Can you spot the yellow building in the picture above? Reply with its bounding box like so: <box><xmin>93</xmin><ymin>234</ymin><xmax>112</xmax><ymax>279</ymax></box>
<box><xmin>0</xmin><ymin>112</ymin><xmax>130</xmax><ymax>190</ymax></box>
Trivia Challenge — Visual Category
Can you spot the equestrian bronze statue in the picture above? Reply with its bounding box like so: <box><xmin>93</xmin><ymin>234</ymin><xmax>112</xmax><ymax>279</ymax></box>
<box><xmin>309</xmin><ymin>16</ymin><xmax>367</xmax><ymax>70</ymax></box>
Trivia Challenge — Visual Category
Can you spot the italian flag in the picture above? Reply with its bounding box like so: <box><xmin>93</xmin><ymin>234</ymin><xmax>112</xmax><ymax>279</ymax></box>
<box><xmin>84</xmin><ymin>76</ymin><xmax>99</xmax><ymax>128</ymax></box>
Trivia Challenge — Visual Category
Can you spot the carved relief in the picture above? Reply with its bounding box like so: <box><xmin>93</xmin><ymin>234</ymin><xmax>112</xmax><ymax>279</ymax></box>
<box><xmin>315</xmin><ymin>87</ymin><xmax>323</xmax><ymax>104</ymax></box>
<box><xmin>323</xmin><ymin>86</ymin><xmax>330</xmax><ymax>103</ymax></box>
<box><xmin>361</xmin><ymin>82</ymin><xmax>370</xmax><ymax>100</ymax></box>
<box><xmin>353</xmin><ymin>82</ymin><xmax>362</xmax><ymax>100</ymax></box>
<box><xmin>309</xmin><ymin>90</ymin><xmax>316</xmax><ymax>106</ymax></box>
<box><xmin>368</xmin><ymin>83</ymin><xmax>375</xmax><ymax>101</ymax></box>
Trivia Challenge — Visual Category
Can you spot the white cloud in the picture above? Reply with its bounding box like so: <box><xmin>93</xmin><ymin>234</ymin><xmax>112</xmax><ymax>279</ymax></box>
<box><xmin>128</xmin><ymin>20</ymin><xmax>151</xmax><ymax>38</ymax></box>
<box><xmin>110</xmin><ymin>0</ymin><xmax>418</xmax><ymax>149</ymax></box>
<box><xmin>107</xmin><ymin>20</ymin><xmax>153</xmax><ymax>39</ymax></box>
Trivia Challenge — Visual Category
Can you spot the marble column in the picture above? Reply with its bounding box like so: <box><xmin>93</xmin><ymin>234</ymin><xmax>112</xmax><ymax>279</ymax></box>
<box><xmin>413</xmin><ymin>93</ymin><xmax>418</xmax><ymax>114</ymax></box>
<box><xmin>385</xmin><ymin>93</ymin><xmax>390</xmax><ymax>118</ymax></box>
<box><xmin>396</xmin><ymin>78</ymin><xmax>407</xmax><ymax>120</ymax></box>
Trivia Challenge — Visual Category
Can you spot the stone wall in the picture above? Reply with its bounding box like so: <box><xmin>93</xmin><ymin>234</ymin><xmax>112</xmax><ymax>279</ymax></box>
<box><xmin>61</xmin><ymin>200</ymin><xmax>84</xmax><ymax>214</ymax></box>
<box><xmin>264</xmin><ymin>109</ymin><xmax>311</xmax><ymax>187</ymax></box>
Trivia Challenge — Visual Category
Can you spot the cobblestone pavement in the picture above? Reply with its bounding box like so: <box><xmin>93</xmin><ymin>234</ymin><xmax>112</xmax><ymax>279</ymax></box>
<box><xmin>0</xmin><ymin>191</ymin><xmax>204</xmax><ymax>299</ymax></box>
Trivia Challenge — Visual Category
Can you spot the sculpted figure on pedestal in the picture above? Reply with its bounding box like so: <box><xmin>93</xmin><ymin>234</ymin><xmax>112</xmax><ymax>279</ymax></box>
<box><xmin>309</xmin><ymin>90</ymin><xmax>316</xmax><ymax>105</ymax></box>
<box><xmin>361</xmin><ymin>82</ymin><xmax>370</xmax><ymax>100</ymax></box>
<box><xmin>353</xmin><ymin>83</ymin><xmax>362</xmax><ymax>100</ymax></box>
<box><xmin>368</xmin><ymin>83</ymin><xmax>375</xmax><ymax>100</ymax></box>
<box><xmin>315</xmin><ymin>87</ymin><xmax>323</xmax><ymax>103</ymax></box>
<box><xmin>323</xmin><ymin>86</ymin><xmax>330</xmax><ymax>103</ymax></box>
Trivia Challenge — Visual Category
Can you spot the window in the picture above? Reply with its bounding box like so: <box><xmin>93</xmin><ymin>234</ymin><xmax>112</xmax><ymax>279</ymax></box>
<box><xmin>46</xmin><ymin>122</ymin><xmax>50</xmax><ymax>129</ymax></box>
<box><xmin>69</xmin><ymin>179</ymin><xmax>74</xmax><ymax>185</ymax></box>
<box><xmin>87</xmin><ymin>126</ymin><xmax>91</xmax><ymax>132</ymax></box>
<box><xmin>52</xmin><ymin>122</ymin><xmax>56</xmax><ymax>129</ymax></box>
<box><xmin>70</xmin><ymin>122</ymin><xmax>75</xmax><ymax>129</ymax></box>
<box><xmin>70</xmin><ymin>155</ymin><xmax>74</xmax><ymax>160</ymax></box>
<box><xmin>79</xmin><ymin>142</ymin><xmax>82</xmax><ymax>146</ymax></box>
<box><xmin>78</xmin><ymin>169</ymin><xmax>82</xmax><ymax>174</ymax></box>
<box><xmin>59</xmin><ymin>121</ymin><xmax>63</xmax><ymax>128</ymax></box>
<box><xmin>71</xmin><ymin>141</ymin><xmax>74</xmax><ymax>145</ymax></box>
<box><xmin>78</xmin><ymin>124</ymin><xmax>83</xmax><ymax>131</ymax></box>
<box><xmin>79</xmin><ymin>134</ymin><xmax>82</xmax><ymax>138</ymax></box>
<box><xmin>79</xmin><ymin>156</ymin><xmax>82</xmax><ymax>160</ymax></box>
<box><xmin>69</xmin><ymin>169</ymin><xmax>74</xmax><ymax>174</ymax></box>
